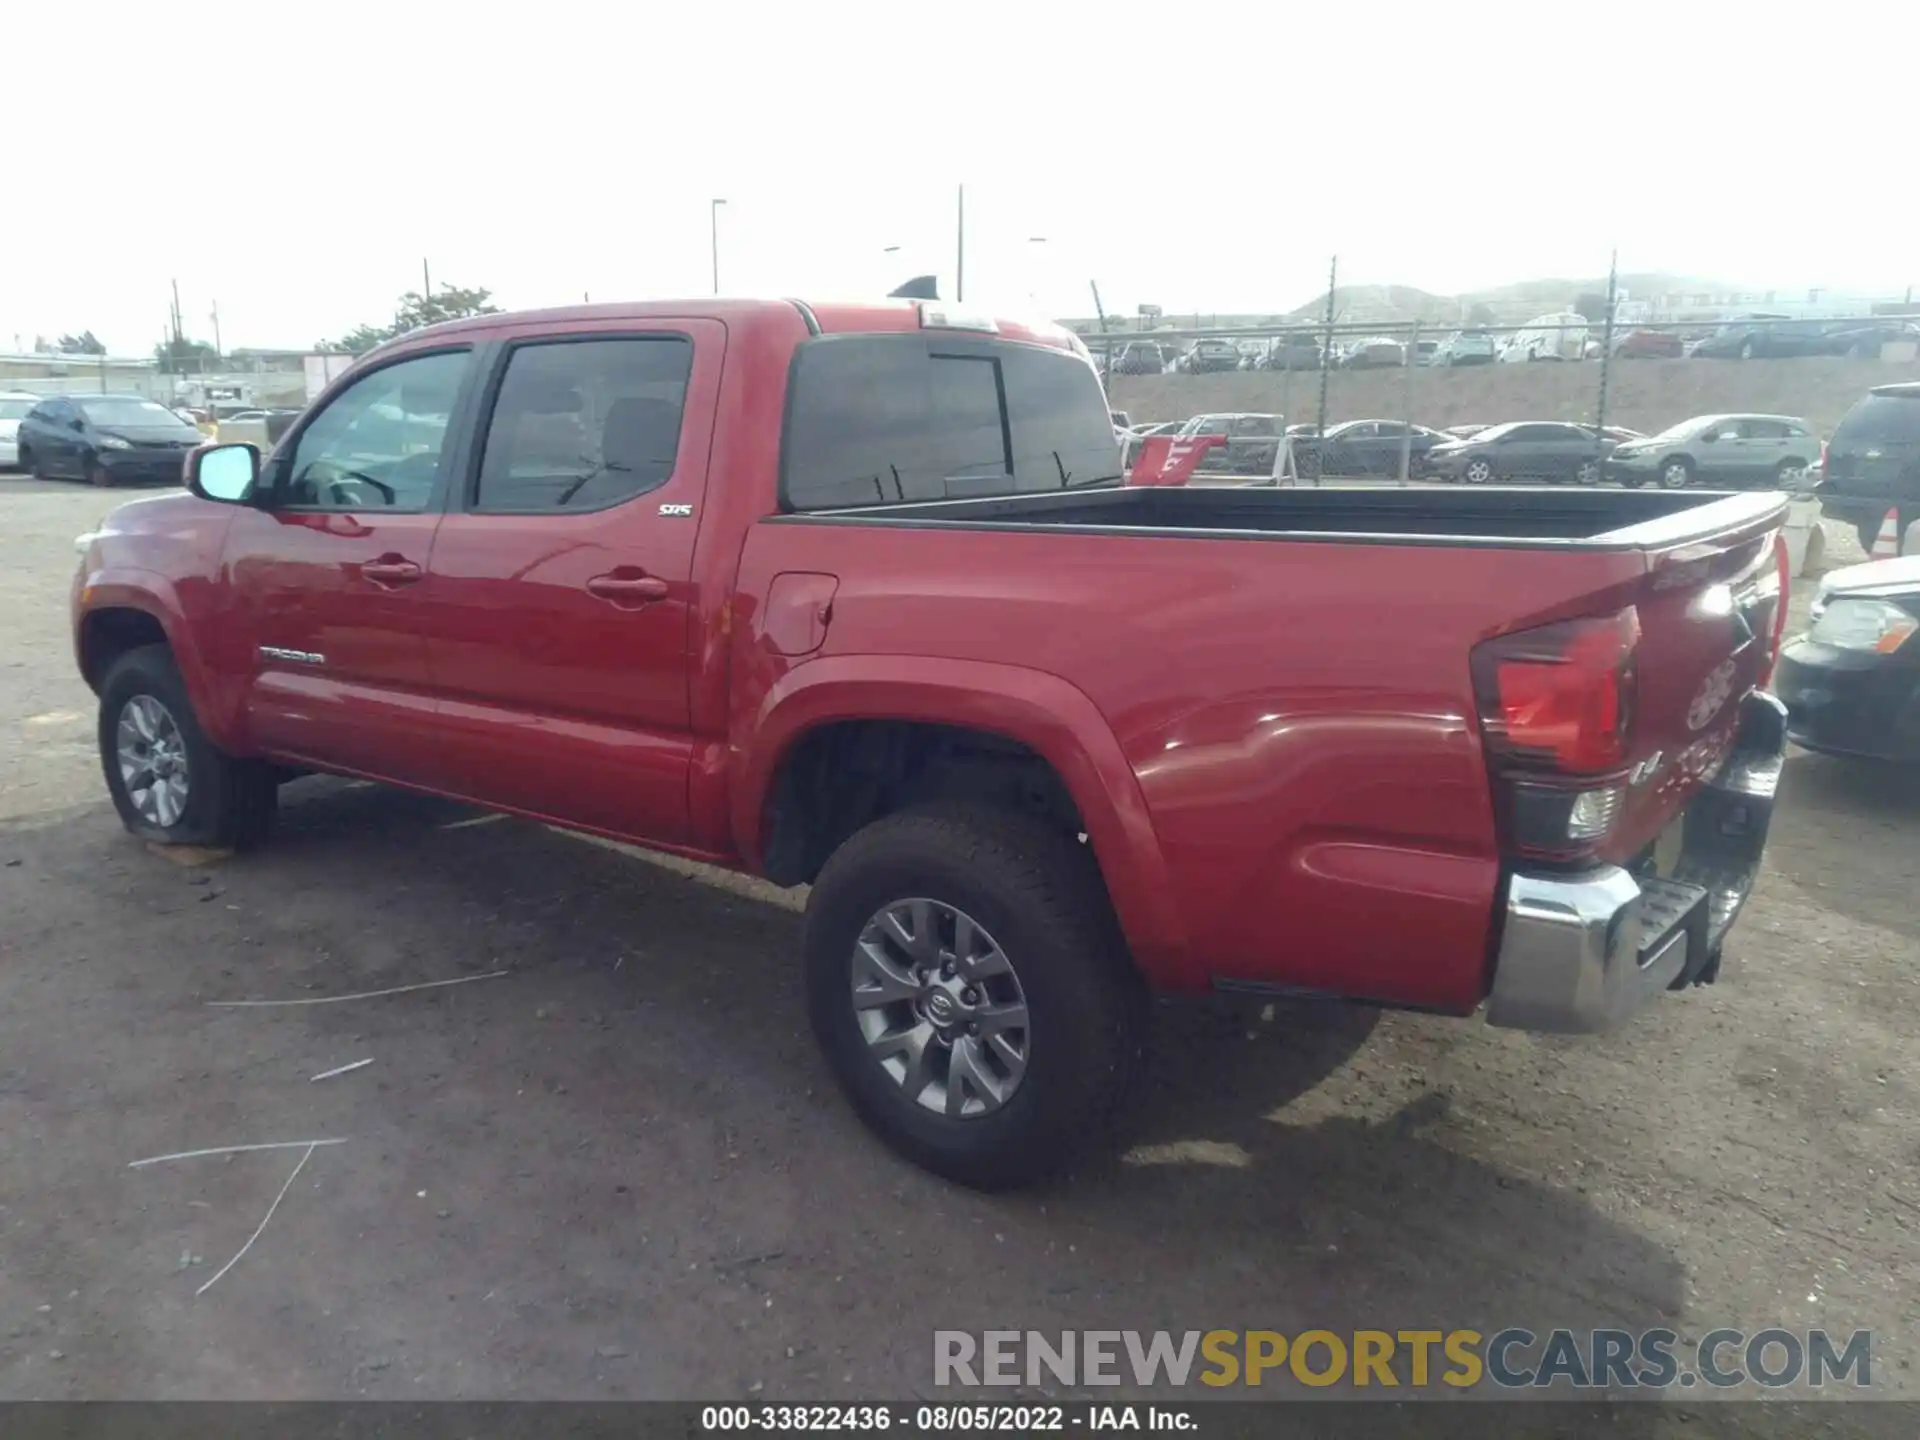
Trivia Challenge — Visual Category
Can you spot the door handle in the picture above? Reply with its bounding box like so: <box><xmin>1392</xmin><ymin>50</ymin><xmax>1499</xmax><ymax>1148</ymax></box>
<box><xmin>360</xmin><ymin>556</ymin><xmax>423</xmax><ymax>587</ymax></box>
<box><xmin>586</xmin><ymin>572</ymin><xmax>670</xmax><ymax>604</ymax></box>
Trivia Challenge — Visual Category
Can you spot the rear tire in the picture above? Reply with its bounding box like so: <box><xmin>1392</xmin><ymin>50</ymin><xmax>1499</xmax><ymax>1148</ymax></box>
<box><xmin>98</xmin><ymin>645</ymin><xmax>276</xmax><ymax>850</ymax></box>
<box><xmin>1775</xmin><ymin>460</ymin><xmax>1807</xmax><ymax>489</ymax></box>
<box><xmin>804</xmin><ymin>802</ymin><xmax>1144</xmax><ymax>1190</ymax></box>
<box><xmin>1576</xmin><ymin>458</ymin><xmax>1602</xmax><ymax>486</ymax></box>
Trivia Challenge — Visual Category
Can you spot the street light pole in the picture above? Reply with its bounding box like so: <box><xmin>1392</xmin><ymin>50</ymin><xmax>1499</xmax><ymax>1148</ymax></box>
<box><xmin>1026</xmin><ymin>236</ymin><xmax>1047</xmax><ymax>309</ymax></box>
<box><xmin>710</xmin><ymin>198</ymin><xmax>727</xmax><ymax>295</ymax></box>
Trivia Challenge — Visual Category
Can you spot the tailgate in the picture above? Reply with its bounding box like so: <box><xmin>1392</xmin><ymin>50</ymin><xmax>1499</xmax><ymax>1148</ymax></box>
<box><xmin>1600</xmin><ymin>499</ymin><xmax>1788</xmax><ymax>865</ymax></box>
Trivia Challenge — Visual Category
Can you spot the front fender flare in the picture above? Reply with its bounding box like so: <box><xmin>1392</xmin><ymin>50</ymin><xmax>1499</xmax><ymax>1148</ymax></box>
<box><xmin>735</xmin><ymin>654</ymin><xmax>1189</xmax><ymax>983</ymax></box>
<box><xmin>77</xmin><ymin>568</ymin><xmax>243</xmax><ymax>752</ymax></box>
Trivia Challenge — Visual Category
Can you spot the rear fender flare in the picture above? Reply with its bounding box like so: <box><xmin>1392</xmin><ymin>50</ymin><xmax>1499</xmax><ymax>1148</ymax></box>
<box><xmin>736</xmin><ymin>654</ymin><xmax>1188</xmax><ymax>981</ymax></box>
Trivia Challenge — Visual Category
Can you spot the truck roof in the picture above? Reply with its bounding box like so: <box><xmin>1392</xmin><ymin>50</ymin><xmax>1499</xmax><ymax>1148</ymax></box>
<box><xmin>384</xmin><ymin>297</ymin><xmax>1084</xmax><ymax>357</ymax></box>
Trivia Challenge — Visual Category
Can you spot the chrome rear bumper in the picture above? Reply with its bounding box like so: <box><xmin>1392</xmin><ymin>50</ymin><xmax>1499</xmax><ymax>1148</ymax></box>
<box><xmin>1486</xmin><ymin>693</ymin><xmax>1787</xmax><ymax>1035</ymax></box>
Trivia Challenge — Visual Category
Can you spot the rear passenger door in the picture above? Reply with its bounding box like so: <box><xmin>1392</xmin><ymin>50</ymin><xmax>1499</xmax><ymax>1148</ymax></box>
<box><xmin>1494</xmin><ymin>424</ymin><xmax>1553</xmax><ymax>479</ymax></box>
<box><xmin>1736</xmin><ymin>419</ymin><xmax>1794</xmax><ymax>485</ymax></box>
<box><xmin>418</xmin><ymin>324</ymin><xmax>724</xmax><ymax>843</ymax></box>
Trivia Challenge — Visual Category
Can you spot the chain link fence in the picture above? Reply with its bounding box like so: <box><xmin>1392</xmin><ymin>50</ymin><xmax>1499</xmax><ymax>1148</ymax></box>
<box><xmin>1091</xmin><ymin>275</ymin><xmax>1920</xmax><ymax>486</ymax></box>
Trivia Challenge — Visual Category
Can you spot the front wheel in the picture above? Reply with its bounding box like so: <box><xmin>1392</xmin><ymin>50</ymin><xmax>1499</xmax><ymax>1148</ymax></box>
<box><xmin>82</xmin><ymin>450</ymin><xmax>112</xmax><ymax>487</ymax></box>
<box><xmin>1660</xmin><ymin>457</ymin><xmax>1694</xmax><ymax>490</ymax></box>
<box><xmin>804</xmin><ymin>803</ymin><xmax>1143</xmax><ymax>1189</ymax></box>
<box><xmin>1463</xmin><ymin>458</ymin><xmax>1494</xmax><ymax>485</ymax></box>
<box><xmin>98</xmin><ymin>645</ymin><xmax>276</xmax><ymax>849</ymax></box>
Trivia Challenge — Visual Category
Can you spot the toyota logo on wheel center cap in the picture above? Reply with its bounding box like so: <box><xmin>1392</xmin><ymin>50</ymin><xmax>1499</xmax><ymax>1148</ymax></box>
<box><xmin>926</xmin><ymin>992</ymin><xmax>957</xmax><ymax>1024</ymax></box>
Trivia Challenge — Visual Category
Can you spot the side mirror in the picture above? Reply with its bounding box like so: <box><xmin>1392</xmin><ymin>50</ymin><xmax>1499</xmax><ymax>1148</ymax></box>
<box><xmin>71</xmin><ymin>416</ymin><xmax>87</xmax><ymax>432</ymax></box>
<box><xmin>1700</xmin><ymin>431</ymin><xmax>1719</xmax><ymax>444</ymax></box>
<box><xmin>188</xmin><ymin>443</ymin><xmax>261</xmax><ymax>504</ymax></box>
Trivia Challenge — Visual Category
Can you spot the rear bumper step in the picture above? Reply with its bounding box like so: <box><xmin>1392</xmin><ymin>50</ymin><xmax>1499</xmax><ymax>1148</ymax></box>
<box><xmin>1485</xmin><ymin>692</ymin><xmax>1786</xmax><ymax>1035</ymax></box>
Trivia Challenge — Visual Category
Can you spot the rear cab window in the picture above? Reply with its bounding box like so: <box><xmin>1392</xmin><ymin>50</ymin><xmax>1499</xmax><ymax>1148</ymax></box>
<box><xmin>781</xmin><ymin>336</ymin><xmax>1120</xmax><ymax>510</ymax></box>
<box><xmin>1834</xmin><ymin>392</ymin><xmax>1920</xmax><ymax>446</ymax></box>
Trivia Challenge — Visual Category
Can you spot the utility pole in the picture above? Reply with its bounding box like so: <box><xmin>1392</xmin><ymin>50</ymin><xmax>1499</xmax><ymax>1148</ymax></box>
<box><xmin>422</xmin><ymin>257</ymin><xmax>432</xmax><ymax>299</ymax></box>
<box><xmin>1315</xmin><ymin>255</ymin><xmax>1337</xmax><ymax>482</ymax></box>
<box><xmin>210</xmin><ymin>301</ymin><xmax>222</xmax><ymax>359</ymax></box>
<box><xmin>1398</xmin><ymin>319</ymin><xmax>1420</xmax><ymax>486</ymax></box>
<box><xmin>1595</xmin><ymin>248</ymin><xmax>1620</xmax><ymax>439</ymax></box>
<box><xmin>170</xmin><ymin>278</ymin><xmax>183</xmax><ymax>342</ymax></box>
<box><xmin>956</xmin><ymin>184</ymin><xmax>965</xmax><ymax>303</ymax></box>
<box><xmin>1090</xmin><ymin>280</ymin><xmax>1111</xmax><ymax>384</ymax></box>
<box><xmin>710</xmin><ymin>199</ymin><xmax>728</xmax><ymax>295</ymax></box>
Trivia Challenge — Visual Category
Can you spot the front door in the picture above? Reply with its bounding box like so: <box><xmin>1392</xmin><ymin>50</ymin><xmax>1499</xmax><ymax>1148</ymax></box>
<box><xmin>419</xmin><ymin>324</ymin><xmax>723</xmax><ymax>845</ymax></box>
<box><xmin>219</xmin><ymin>347</ymin><xmax>478</xmax><ymax>782</ymax></box>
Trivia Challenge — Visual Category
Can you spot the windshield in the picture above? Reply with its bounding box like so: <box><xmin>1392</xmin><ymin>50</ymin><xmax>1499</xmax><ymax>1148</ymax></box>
<box><xmin>79</xmin><ymin>398</ymin><xmax>195</xmax><ymax>429</ymax></box>
<box><xmin>1650</xmin><ymin>416</ymin><xmax>1714</xmax><ymax>441</ymax></box>
<box><xmin>0</xmin><ymin>399</ymin><xmax>33</xmax><ymax>421</ymax></box>
<box><xmin>1834</xmin><ymin>393</ymin><xmax>1920</xmax><ymax>446</ymax></box>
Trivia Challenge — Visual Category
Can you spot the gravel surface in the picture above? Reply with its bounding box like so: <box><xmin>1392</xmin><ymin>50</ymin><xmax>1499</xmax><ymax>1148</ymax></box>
<box><xmin>2</xmin><ymin>475</ymin><xmax>1914</xmax><ymax>1431</ymax></box>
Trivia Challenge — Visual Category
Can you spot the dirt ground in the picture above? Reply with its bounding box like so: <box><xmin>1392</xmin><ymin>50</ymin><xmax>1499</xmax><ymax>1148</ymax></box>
<box><xmin>2</xmin><ymin>474</ymin><xmax>1917</xmax><ymax>1431</ymax></box>
<box><xmin>1111</xmin><ymin>354</ymin><xmax>1920</xmax><ymax>436</ymax></box>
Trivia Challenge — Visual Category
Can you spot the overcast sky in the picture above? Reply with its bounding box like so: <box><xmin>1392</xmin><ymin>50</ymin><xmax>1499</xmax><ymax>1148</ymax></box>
<box><xmin>5</xmin><ymin>1</ymin><xmax>1910</xmax><ymax>355</ymax></box>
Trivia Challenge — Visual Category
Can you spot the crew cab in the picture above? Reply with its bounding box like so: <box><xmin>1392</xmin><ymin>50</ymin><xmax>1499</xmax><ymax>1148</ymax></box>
<box><xmin>73</xmin><ymin>297</ymin><xmax>1792</xmax><ymax>1188</ymax></box>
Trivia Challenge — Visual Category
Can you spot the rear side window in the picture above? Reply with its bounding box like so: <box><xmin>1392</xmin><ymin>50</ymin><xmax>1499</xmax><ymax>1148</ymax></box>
<box><xmin>476</xmin><ymin>337</ymin><xmax>692</xmax><ymax>512</ymax></box>
<box><xmin>782</xmin><ymin>336</ymin><xmax>1119</xmax><ymax>510</ymax></box>
<box><xmin>1834</xmin><ymin>393</ymin><xmax>1920</xmax><ymax>446</ymax></box>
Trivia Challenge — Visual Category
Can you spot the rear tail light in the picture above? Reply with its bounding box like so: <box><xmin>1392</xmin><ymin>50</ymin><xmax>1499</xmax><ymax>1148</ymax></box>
<box><xmin>1760</xmin><ymin>529</ymin><xmax>1789</xmax><ymax>686</ymax></box>
<box><xmin>1471</xmin><ymin>609</ymin><xmax>1640</xmax><ymax>861</ymax></box>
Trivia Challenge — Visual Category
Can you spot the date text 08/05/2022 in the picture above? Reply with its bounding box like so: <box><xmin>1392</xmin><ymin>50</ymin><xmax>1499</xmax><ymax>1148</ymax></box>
<box><xmin>701</xmin><ymin>1404</ymin><xmax>1196</xmax><ymax>1432</ymax></box>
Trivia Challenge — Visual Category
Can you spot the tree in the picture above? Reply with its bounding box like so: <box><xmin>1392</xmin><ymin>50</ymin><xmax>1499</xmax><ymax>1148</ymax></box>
<box><xmin>56</xmin><ymin>330</ymin><xmax>106</xmax><ymax>355</ymax></box>
<box><xmin>1466</xmin><ymin>302</ymin><xmax>1498</xmax><ymax>327</ymax></box>
<box><xmin>1572</xmin><ymin>292</ymin><xmax>1611</xmax><ymax>325</ymax></box>
<box><xmin>320</xmin><ymin>283</ymin><xmax>501</xmax><ymax>355</ymax></box>
<box><xmin>155</xmin><ymin>335</ymin><xmax>220</xmax><ymax>369</ymax></box>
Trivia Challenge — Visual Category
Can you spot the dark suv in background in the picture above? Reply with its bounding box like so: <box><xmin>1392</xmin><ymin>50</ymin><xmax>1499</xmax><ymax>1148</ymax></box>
<box><xmin>1819</xmin><ymin>382</ymin><xmax>1920</xmax><ymax>550</ymax></box>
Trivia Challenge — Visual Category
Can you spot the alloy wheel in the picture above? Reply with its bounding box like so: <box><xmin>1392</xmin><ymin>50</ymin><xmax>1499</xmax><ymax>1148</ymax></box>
<box><xmin>850</xmin><ymin>898</ymin><xmax>1030</xmax><ymax>1119</ymax></box>
<box><xmin>116</xmin><ymin>694</ymin><xmax>190</xmax><ymax>827</ymax></box>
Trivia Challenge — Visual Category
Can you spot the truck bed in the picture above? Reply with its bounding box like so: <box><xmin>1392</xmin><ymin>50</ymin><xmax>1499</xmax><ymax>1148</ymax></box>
<box><xmin>774</xmin><ymin>485</ymin><xmax>1785</xmax><ymax>549</ymax></box>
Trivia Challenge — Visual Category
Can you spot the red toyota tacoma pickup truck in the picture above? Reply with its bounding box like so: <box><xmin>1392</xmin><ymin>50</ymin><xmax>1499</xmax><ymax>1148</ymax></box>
<box><xmin>73</xmin><ymin>297</ymin><xmax>1792</xmax><ymax>1187</ymax></box>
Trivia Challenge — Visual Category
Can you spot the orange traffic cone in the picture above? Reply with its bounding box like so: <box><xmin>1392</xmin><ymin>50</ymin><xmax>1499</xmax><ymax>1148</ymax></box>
<box><xmin>1870</xmin><ymin>507</ymin><xmax>1902</xmax><ymax>558</ymax></box>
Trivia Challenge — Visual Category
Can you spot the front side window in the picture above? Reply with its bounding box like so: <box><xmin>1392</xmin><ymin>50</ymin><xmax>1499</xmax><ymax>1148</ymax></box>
<box><xmin>475</xmin><ymin>337</ymin><xmax>693</xmax><ymax>512</ymax></box>
<box><xmin>280</xmin><ymin>349</ymin><xmax>470</xmax><ymax>511</ymax></box>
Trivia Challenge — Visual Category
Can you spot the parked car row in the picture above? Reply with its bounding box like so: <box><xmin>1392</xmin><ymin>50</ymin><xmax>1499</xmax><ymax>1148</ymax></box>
<box><xmin>1088</xmin><ymin>310</ymin><xmax>1920</xmax><ymax>378</ymax></box>
<box><xmin>1113</xmin><ymin>406</ymin><xmax>1840</xmax><ymax>491</ymax></box>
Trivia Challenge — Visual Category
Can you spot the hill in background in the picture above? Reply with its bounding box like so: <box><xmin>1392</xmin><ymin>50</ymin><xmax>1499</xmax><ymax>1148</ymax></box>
<box><xmin>1279</xmin><ymin>274</ymin><xmax>1735</xmax><ymax>328</ymax></box>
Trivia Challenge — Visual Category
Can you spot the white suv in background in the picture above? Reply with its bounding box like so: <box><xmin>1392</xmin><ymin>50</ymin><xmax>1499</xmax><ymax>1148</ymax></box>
<box><xmin>1606</xmin><ymin>413</ymin><xmax>1822</xmax><ymax>490</ymax></box>
<box><xmin>0</xmin><ymin>391</ymin><xmax>41</xmax><ymax>469</ymax></box>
